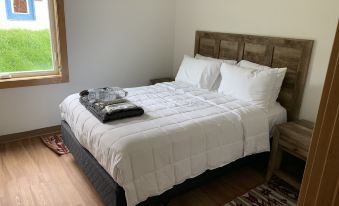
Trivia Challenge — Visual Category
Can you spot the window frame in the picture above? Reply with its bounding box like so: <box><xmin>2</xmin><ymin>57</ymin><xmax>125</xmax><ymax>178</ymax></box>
<box><xmin>5</xmin><ymin>0</ymin><xmax>36</xmax><ymax>21</ymax></box>
<box><xmin>0</xmin><ymin>0</ymin><xmax>69</xmax><ymax>89</ymax></box>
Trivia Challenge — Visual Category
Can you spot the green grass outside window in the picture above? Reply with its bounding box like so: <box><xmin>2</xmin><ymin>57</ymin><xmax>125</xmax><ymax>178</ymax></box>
<box><xmin>0</xmin><ymin>29</ymin><xmax>53</xmax><ymax>73</ymax></box>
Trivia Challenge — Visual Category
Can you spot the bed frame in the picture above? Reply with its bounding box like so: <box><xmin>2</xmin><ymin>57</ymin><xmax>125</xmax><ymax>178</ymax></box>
<box><xmin>195</xmin><ymin>31</ymin><xmax>313</xmax><ymax>121</ymax></box>
<box><xmin>62</xmin><ymin>32</ymin><xmax>313</xmax><ymax>206</ymax></box>
<box><xmin>62</xmin><ymin>120</ymin><xmax>264</xmax><ymax>206</ymax></box>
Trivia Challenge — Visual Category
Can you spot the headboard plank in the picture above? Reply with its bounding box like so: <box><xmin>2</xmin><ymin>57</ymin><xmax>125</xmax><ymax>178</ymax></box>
<box><xmin>195</xmin><ymin>31</ymin><xmax>313</xmax><ymax>121</ymax></box>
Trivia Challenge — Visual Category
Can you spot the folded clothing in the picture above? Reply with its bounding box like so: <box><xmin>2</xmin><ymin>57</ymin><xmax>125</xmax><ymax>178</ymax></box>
<box><xmin>79</xmin><ymin>89</ymin><xmax>144</xmax><ymax>123</ymax></box>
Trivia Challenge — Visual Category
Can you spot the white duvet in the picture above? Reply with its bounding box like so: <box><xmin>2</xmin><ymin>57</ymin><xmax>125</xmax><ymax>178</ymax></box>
<box><xmin>60</xmin><ymin>82</ymin><xmax>270</xmax><ymax>206</ymax></box>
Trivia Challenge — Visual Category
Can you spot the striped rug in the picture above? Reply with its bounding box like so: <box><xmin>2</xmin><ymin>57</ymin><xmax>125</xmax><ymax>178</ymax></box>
<box><xmin>225</xmin><ymin>177</ymin><xmax>298</xmax><ymax>206</ymax></box>
<box><xmin>41</xmin><ymin>134</ymin><xmax>69</xmax><ymax>155</ymax></box>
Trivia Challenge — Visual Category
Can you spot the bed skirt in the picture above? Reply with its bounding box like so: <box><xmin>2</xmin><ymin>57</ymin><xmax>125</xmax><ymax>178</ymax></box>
<box><xmin>61</xmin><ymin>120</ymin><xmax>268</xmax><ymax>206</ymax></box>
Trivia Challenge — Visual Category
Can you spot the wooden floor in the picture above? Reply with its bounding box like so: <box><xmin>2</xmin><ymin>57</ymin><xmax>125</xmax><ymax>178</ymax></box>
<box><xmin>0</xmin><ymin>138</ymin><xmax>265</xmax><ymax>206</ymax></box>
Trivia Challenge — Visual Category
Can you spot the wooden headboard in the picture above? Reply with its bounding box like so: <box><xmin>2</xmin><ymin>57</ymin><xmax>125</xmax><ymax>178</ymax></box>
<box><xmin>194</xmin><ymin>31</ymin><xmax>313</xmax><ymax>121</ymax></box>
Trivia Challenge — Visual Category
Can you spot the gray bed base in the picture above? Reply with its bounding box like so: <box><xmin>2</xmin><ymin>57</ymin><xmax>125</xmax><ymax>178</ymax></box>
<box><xmin>61</xmin><ymin>120</ymin><xmax>267</xmax><ymax>206</ymax></box>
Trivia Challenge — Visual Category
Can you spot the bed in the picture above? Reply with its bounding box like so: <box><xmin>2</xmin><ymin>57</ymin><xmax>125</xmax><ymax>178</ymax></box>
<box><xmin>60</xmin><ymin>31</ymin><xmax>313</xmax><ymax>206</ymax></box>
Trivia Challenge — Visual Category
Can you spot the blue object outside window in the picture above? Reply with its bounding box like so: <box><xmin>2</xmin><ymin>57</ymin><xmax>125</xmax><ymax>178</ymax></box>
<box><xmin>5</xmin><ymin>0</ymin><xmax>36</xmax><ymax>21</ymax></box>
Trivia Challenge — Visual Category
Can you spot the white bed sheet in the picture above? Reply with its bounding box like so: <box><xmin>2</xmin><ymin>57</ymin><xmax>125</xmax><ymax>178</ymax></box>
<box><xmin>267</xmin><ymin>102</ymin><xmax>287</xmax><ymax>133</ymax></box>
<box><xmin>60</xmin><ymin>82</ymin><xmax>270</xmax><ymax>206</ymax></box>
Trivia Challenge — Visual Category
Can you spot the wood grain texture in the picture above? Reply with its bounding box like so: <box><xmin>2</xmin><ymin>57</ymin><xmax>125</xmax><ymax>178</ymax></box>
<box><xmin>266</xmin><ymin>120</ymin><xmax>314</xmax><ymax>189</ymax></box>
<box><xmin>0</xmin><ymin>125</ymin><xmax>61</xmax><ymax>144</ymax></box>
<box><xmin>298</xmin><ymin>20</ymin><xmax>339</xmax><ymax>206</ymax></box>
<box><xmin>194</xmin><ymin>31</ymin><xmax>314</xmax><ymax>121</ymax></box>
<box><xmin>278</xmin><ymin>120</ymin><xmax>314</xmax><ymax>160</ymax></box>
<box><xmin>0</xmin><ymin>138</ymin><xmax>265</xmax><ymax>206</ymax></box>
<box><xmin>0</xmin><ymin>138</ymin><xmax>103</xmax><ymax>206</ymax></box>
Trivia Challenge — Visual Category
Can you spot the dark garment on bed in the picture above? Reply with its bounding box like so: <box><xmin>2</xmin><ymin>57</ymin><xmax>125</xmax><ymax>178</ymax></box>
<box><xmin>79</xmin><ymin>90</ymin><xmax>144</xmax><ymax>123</ymax></box>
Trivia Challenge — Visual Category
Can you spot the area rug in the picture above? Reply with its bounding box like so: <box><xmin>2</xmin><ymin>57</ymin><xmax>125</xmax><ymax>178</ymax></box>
<box><xmin>225</xmin><ymin>177</ymin><xmax>299</xmax><ymax>206</ymax></box>
<box><xmin>41</xmin><ymin>134</ymin><xmax>69</xmax><ymax>155</ymax></box>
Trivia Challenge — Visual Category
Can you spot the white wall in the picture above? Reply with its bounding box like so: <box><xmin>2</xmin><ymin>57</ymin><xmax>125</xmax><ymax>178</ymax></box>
<box><xmin>1</xmin><ymin>0</ymin><xmax>338</xmax><ymax>135</ymax></box>
<box><xmin>0</xmin><ymin>0</ymin><xmax>50</xmax><ymax>30</ymax></box>
<box><xmin>173</xmin><ymin>0</ymin><xmax>339</xmax><ymax>122</ymax></box>
<box><xmin>0</xmin><ymin>0</ymin><xmax>175</xmax><ymax>135</ymax></box>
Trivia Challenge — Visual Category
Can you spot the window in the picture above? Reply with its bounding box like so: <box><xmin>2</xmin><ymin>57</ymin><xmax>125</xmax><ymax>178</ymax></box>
<box><xmin>6</xmin><ymin>0</ymin><xmax>36</xmax><ymax>20</ymax></box>
<box><xmin>0</xmin><ymin>0</ymin><xmax>69</xmax><ymax>89</ymax></box>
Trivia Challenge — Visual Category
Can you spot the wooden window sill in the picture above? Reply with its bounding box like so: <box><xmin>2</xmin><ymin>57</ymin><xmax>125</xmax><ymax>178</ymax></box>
<box><xmin>0</xmin><ymin>74</ymin><xmax>69</xmax><ymax>89</ymax></box>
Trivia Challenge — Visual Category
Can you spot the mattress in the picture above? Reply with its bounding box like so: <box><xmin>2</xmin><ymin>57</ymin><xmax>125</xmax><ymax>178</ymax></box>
<box><xmin>61</xmin><ymin>121</ymin><xmax>127</xmax><ymax>206</ymax></box>
<box><xmin>60</xmin><ymin>82</ymin><xmax>270</xmax><ymax>206</ymax></box>
<box><xmin>267</xmin><ymin>102</ymin><xmax>287</xmax><ymax>133</ymax></box>
<box><xmin>62</xmin><ymin>120</ymin><xmax>268</xmax><ymax>206</ymax></box>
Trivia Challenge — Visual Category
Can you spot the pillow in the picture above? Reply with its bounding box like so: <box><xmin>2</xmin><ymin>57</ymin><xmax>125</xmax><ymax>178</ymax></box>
<box><xmin>196</xmin><ymin>54</ymin><xmax>237</xmax><ymax>90</ymax></box>
<box><xmin>175</xmin><ymin>55</ymin><xmax>222</xmax><ymax>89</ymax></box>
<box><xmin>210</xmin><ymin>75</ymin><xmax>222</xmax><ymax>91</ymax></box>
<box><xmin>238</xmin><ymin>60</ymin><xmax>287</xmax><ymax>102</ymax></box>
<box><xmin>195</xmin><ymin>54</ymin><xmax>237</xmax><ymax>65</ymax></box>
<box><xmin>218</xmin><ymin>63</ymin><xmax>278</xmax><ymax>110</ymax></box>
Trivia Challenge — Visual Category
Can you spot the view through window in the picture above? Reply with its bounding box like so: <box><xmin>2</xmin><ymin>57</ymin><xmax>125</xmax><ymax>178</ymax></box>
<box><xmin>0</xmin><ymin>0</ymin><xmax>57</xmax><ymax>78</ymax></box>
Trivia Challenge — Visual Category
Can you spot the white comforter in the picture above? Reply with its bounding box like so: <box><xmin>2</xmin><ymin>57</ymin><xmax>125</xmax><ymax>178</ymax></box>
<box><xmin>60</xmin><ymin>82</ymin><xmax>270</xmax><ymax>206</ymax></box>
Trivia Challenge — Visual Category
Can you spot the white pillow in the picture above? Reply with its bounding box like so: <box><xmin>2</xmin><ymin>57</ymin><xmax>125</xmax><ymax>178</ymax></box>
<box><xmin>210</xmin><ymin>75</ymin><xmax>222</xmax><ymax>91</ymax></box>
<box><xmin>195</xmin><ymin>54</ymin><xmax>237</xmax><ymax>90</ymax></box>
<box><xmin>195</xmin><ymin>54</ymin><xmax>237</xmax><ymax>65</ymax></box>
<box><xmin>238</xmin><ymin>60</ymin><xmax>287</xmax><ymax>102</ymax></box>
<box><xmin>175</xmin><ymin>55</ymin><xmax>222</xmax><ymax>90</ymax></box>
<box><xmin>218</xmin><ymin>63</ymin><xmax>278</xmax><ymax>110</ymax></box>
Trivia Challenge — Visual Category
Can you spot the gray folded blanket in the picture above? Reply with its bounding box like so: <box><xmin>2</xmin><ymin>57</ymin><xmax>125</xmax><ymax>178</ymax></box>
<box><xmin>79</xmin><ymin>88</ymin><xmax>144</xmax><ymax>123</ymax></box>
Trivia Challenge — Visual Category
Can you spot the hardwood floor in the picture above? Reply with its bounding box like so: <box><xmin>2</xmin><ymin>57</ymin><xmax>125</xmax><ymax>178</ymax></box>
<box><xmin>0</xmin><ymin>138</ymin><xmax>103</xmax><ymax>206</ymax></box>
<box><xmin>0</xmin><ymin>138</ymin><xmax>265</xmax><ymax>206</ymax></box>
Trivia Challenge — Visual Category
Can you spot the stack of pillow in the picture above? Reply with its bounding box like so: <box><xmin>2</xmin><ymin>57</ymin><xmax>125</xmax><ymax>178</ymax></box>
<box><xmin>175</xmin><ymin>54</ymin><xmax>287</xmax><ymax>111</ymax></box>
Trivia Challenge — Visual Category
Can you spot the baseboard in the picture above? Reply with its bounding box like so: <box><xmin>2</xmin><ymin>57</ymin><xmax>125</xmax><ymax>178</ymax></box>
<box><xmin>0</xmin><ymin>125</ymin><xmax>61</xmax><ymax>144</ymax></box>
